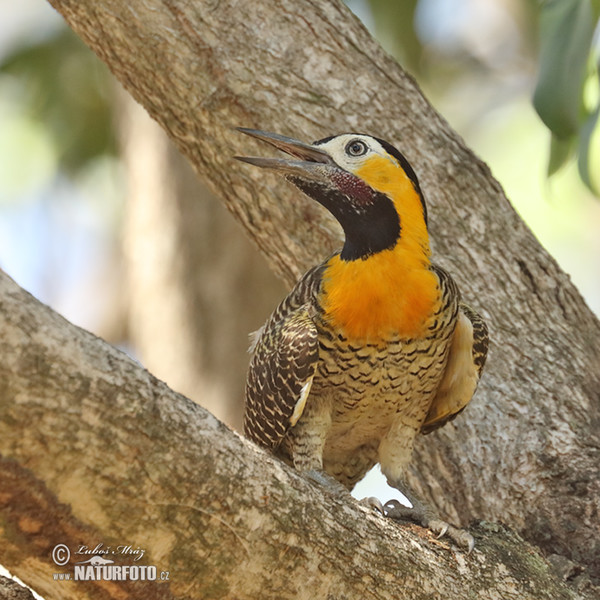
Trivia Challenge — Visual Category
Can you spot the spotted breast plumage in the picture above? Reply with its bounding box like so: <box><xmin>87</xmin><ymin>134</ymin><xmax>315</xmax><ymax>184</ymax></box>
<box><xmin>236</xmin><ymin>128</ymin><xmax>488</xmax><ymax>550</ymax></box>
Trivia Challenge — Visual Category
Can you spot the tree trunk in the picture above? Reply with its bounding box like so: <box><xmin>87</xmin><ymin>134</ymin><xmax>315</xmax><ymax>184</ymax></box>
<box><xmin>0</xmin><ymin>269</ymin><xmax>593</xmax><ymax>599</ymax></box>
<box><xmin>3</xmin><ymin>0</ymin><xmax>599</xmax><ymax>592</ymax></box>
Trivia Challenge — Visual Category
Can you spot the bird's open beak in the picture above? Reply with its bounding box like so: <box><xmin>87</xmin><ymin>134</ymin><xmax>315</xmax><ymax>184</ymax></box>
<box><xmin>234</xmin><ymin>128</ymin><xmax>335</xmax><ymax>183</ymax></box>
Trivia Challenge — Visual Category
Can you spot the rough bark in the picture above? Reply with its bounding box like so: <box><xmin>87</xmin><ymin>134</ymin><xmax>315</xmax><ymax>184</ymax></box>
<box><xmin>0</xmin><ymin>269</ymin><xmax>594</xmax><ymax>600</ymax></box>
<box><xmin>7</xmin><ymin>0</ymin><xmax>600</xmax><ymax>589</ymax></box>
<box><xmin>0</xmin><ymin>576</ymin><xmax>36</xmax><ymax>600</ymax></box>
<box><xmin>120</xmin><ymin>92</ymin><xmax>283</xmax><ymax>430</ymax></box>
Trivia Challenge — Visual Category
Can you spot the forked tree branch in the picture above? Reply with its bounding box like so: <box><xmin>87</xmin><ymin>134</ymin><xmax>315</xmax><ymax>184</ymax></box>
<box><xmin>1</xmin><ymin>0</ymin><xmax>599</xmax><ymax>595</ymax></box>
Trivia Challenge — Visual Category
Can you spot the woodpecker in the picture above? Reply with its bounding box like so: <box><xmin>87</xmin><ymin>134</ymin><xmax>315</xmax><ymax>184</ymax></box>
<box><xmin>236</xmin><ymin>128</ymin><xmax>488</xmax><ymax>550</ymax></box>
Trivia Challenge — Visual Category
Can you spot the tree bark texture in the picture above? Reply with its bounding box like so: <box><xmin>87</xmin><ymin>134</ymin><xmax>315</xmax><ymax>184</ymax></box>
<box><xmin>12</xmin><ymin>0</ymin><xmax>600</xmax><ymax>587</ymax></box>
<box><xmin>119</xmin><ymin>91</ymin><xmax>283</xmax><ymax>430</ymax></box>
<box><xmin>0</xmin><ymin>576</ymin><xmax>36</xmax><ymax>600</ymax></box>
<box><xmin>0</xmin><ymin>270</ymin><xmax>593</xmax><ymax>599</ymax></box>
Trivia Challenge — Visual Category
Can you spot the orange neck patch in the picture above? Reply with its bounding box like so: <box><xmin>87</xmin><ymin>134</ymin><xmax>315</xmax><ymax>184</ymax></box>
<box><xmin>320</xmin><ymin>153</ymin><xmax>438</xmax><ymax>342</ymax></box>
<box><xmin>355</xmin><ymin>154</ymin><xmax>430</xmax><ymax>258</ymax></box>
<box><xmin>321</xmin><ymin>250</ymin><xmax>438</xmax><ymax>341</ymax></box>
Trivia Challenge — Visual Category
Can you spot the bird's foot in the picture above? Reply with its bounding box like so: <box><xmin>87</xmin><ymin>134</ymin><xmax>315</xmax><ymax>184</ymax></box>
<box><xmin>384</xmin><ymin>498</ymin><xmax>474</xmax><ymax>553</ymax></box>
<box><xmin>359</xmin><ymin>496</ymin><xmax>385</xmax><ymax>514</ymax></box>
<box><xmin>304</xmin><ymin>469</ymin><xmax>349</xmax><ymax>497</ymax></box>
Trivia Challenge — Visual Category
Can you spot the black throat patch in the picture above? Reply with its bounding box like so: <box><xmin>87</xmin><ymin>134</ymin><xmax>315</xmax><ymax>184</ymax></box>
<box><xmin>289</xmin><ymin>177</ymin><xmax>401</xmax><ymax>262</ymax></box>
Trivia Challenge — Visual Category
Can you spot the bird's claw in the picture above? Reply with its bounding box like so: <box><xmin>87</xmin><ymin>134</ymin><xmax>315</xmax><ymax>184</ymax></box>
<box><xmin>359</xmin><ymin>496</ymin><xmax>385</xmax><ymax>514</ymax></box>
<box><xmin>428</xmin><ymin>518</ymin><xmax>449</xmax><ymax>539</ymax></box>
<box><xmin>446</xmin><ymin>526</ymin><xmax>475</xmax><ymax>554</ymax></box>
<box><xmin>383</xmin><ymin>498</ymin><xmax>474</xmax><ymax>553</ymax></box>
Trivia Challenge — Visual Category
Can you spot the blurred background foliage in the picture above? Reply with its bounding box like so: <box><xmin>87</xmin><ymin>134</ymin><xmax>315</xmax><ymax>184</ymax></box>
<box><xmin>1</xmin><ymin>0</ymin><xmax>599</xmax><ymax>386</ymax></box>
<box><xmin>1</xmin><ymin>29</ymin><xmax>117</xmax><ymax>173</ymax></box>
<box><xmin>533</xmin><ymin>0</ymin><xmax>599</xmax><ymax>193</ymax></box>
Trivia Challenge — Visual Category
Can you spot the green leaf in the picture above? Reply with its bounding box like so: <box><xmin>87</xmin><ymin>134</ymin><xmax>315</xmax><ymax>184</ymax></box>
<box><xmin>533</xmin><ymin>0</ymin><xmax>596</xmax><ymax>139</ymax></box>
<box><xmin>548</xmin><ymin>133</ymin><xmax>574</xmax><ymax>176</ymax></box>
<box><xmin>577</xmin><ymin>104</ymin><xmax>600</xmax><ymax>195</ymax></box>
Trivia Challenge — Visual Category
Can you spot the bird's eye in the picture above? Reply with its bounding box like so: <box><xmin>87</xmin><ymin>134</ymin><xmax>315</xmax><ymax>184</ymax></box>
<box><xmin>345</xmin><ymin>140</ymin><xmax>368</xmax><ymax>157</ymax></box>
